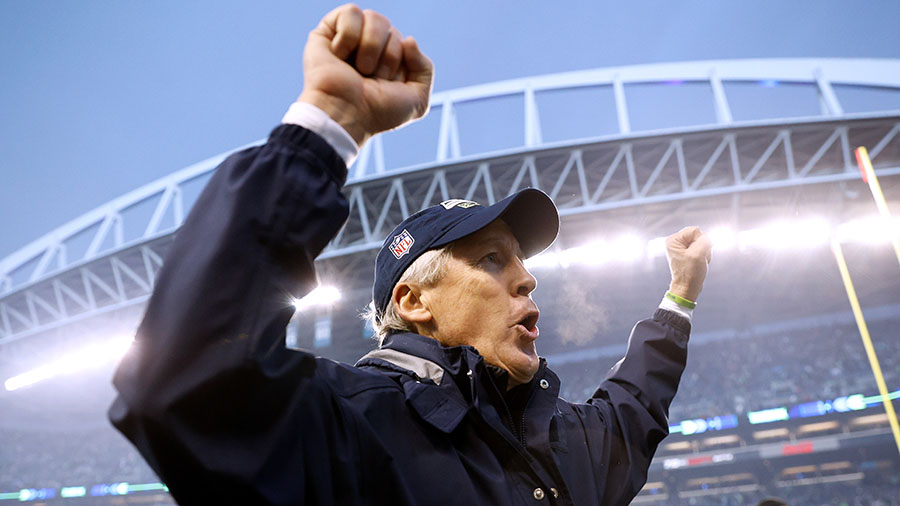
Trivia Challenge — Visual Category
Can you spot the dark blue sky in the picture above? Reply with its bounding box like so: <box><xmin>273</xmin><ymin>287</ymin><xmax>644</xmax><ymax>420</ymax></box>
<box><xmin>2</xmin><ymin>0</ymin><xmax>899</xmax><ymax>258</ymax></box>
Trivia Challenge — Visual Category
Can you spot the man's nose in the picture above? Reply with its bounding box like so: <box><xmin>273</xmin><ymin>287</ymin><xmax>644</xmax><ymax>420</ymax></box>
<box><xmin>513</xmin><ymin>259</ymin><xmax>537</xmax><ymax>296</ymax></box>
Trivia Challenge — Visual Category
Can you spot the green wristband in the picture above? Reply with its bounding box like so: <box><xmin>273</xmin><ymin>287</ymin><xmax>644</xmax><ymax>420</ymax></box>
<box><xmin>666</xmin><ymin>291</ymin><xmax>697</xmax><ymax>310</ymax></box>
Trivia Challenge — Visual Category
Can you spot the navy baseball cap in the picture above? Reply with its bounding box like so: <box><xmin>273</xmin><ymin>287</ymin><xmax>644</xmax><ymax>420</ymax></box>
<box><xmin>373</xmin><ymin>188</ymin><xmax>559</xmax><ymax>316</ymax></box>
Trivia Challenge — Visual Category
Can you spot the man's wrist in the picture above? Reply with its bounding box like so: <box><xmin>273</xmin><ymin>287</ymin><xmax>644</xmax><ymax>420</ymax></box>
<box><xmin>297</xmin><ymin>91</ymin><xmax>369</xmax><ymax>146</ymax></box>
<box><xmin>665</xmin><ymin>291</ymin><xmax>696</xmax><ymax>310</ymax></box>
<box><xmin>659</xmin><ymin>292</ymin><xmax>693</xmax><ymax>322</ymax></box>
<box><xmin>282</xmin><ymin>101</ymin><xmax>360</xmax><ymax>168</ymax></box>
<box><xmin>668</xmin><ymin>281</ymin><xmax>701</xmax><ymax>303</ymax></box>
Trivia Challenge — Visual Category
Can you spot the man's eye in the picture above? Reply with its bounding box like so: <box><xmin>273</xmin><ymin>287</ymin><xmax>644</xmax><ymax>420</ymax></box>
<box><xmin>484</xmin><ymin>253</ymin><xmax>500</xmax><ymax>264</ymax></box>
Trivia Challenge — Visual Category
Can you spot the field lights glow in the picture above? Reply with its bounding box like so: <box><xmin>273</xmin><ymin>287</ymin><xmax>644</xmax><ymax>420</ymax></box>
<box><xmin>293</xmin><ymin>285</ymin><xmax>342</xmax><ymax>312</ymax></box>
<box><xmin>560</xmin><ymin>240</ymin><xmax>607</xmax><ymax>267</ymax></box>
<box><xmin>835</xmin><ymin>216</ymin><xmax>900</xmax><ymax>244</ymax></box>
<box><xmin>707</xmin><ymin>226</ymin><xmax>737</xmax><ymax>252</ymax></box>
<box><xmin>5</xmin><ymin>219</ymin><xmax>892</xmax><ymax>391</ymax></box>
<box><xmin>524</xmin><ymin>217</ymin><xmax>895</xmax><ymax>270</ymax></box>
<box><xmin>3</xmin><ymin>335</ymin><xmax>134</xmax><ymax>392</ymax></box>
<box><xmin>738</xmin><ymin>218</ymin><xmax>831</xmax><ymax>251</ymax></box>
<box><xmin>530</xmin><ymin>234</ymin><xmax>648</xmax><ymax>268</ymax></box>
<box><xmin>646</xmin><ymin>237</ymin><xmax>667</xmax><ymax>258</ymax></box>
<box><xmin>523</xmin><ymin>251</ymin><xmax>560</xmax><ymax>269</ymax></box>
<box><xmin>607</xmin><ymin>234</ymin><xmax>645</xmax><ymax>262</ymax></box>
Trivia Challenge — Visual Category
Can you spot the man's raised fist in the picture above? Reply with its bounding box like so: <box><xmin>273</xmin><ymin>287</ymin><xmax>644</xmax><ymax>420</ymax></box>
<box><xmin>665</xmin><ymin>226</ymin><xmax>712</xmax><ymax>303</ymax></box>
<box><xmin>298</xmin><ymin>4</ymin><xmax>434</xmax><ymax>147</ymax></box>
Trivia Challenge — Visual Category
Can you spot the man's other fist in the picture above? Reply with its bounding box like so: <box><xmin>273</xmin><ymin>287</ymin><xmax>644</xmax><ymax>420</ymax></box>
<box><xmin>665</xmin><ymin>226</ymin><xmax>712</xmax><ymax>303</ymax></box>
<box><xmin>298</xmin><ymin>4</ymin><xmax>434</xmax><ymax>147</ymax></box>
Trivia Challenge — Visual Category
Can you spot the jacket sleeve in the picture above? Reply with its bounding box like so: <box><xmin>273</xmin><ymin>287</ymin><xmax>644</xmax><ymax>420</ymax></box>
<box><xmin>108</xmin><ymin>125</ymin><xmax>352</xmax><ymax>504</ymax></box>
<box><xmin>587</xmin><ymin>309</ymin><xmax>690</xmax><ymax>505</ymax></box>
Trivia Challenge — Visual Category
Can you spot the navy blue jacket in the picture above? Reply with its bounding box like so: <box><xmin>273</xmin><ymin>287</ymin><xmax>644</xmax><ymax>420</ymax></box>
<box><xmin>109</xmin><ymin>124</ymin><xmax>691</xmax><ymax>506</ymax></box>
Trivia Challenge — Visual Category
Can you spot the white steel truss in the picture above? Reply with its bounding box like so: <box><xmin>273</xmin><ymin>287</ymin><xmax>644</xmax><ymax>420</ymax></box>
<box><xmin>2</xmin><ymin>114</ymin><xmax>899</xmax><ymax>344</ymax></box>
<box><xmin>2</xmin><ymin>58</ymin><xmax>900</xmax><ymax>344</ymax></box>
<box><xmin>323</xmin><ymin>114</ymin><xmax>900</xmax><ymax>259</ymax></box>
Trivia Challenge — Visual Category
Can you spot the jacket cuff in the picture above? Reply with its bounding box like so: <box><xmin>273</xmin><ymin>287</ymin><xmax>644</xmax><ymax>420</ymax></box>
<box><xmin>281</xmin><ymin>101</ymin><xmax>359</xmax><ymax>168</ymax></box>
<box><xmin>653</xmin><ymin>308</ymin><xmax>691</xmax><ymax>336</ymax></box>
<box><xmin>268</xmin><ymin>124</ymin><xmax>348</xmax><ymax>187</ymax></box>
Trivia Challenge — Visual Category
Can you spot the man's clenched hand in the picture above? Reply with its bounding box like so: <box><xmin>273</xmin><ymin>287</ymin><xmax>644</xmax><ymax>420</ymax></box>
<box><xmin>665</xmin><ymin>226</ymin><xmax>712</xmax><ymax>303</ymax></box>
<box><xmin>298</xmin><ymin>4</ymin><xmax>434</xmax><ymax>147</ymax></box>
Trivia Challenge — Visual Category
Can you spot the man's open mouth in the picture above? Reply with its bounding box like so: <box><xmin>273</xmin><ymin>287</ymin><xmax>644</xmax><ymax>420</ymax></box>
<box><xmin>515</xmin><ymin>312</ymin><xmax>540</xmax><ymax>338</ymax></box>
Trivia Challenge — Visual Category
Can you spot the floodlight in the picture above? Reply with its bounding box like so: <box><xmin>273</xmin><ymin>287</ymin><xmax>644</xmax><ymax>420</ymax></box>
<box><xmin>646</xmin><ymin>237</ymin><xmax>667</xmax><ymax>258</ymax></box>
<box><xmin>707</xmin><ymin>226</ymin><xmax>736</xmax><ymax>252</ymax></box>
<box><xmin>555</xmin><ymin>236</ymin><xmax>645</xmax><ymax>267</ymax></box>
<box><xmin>559</xmin><ymin>240</ymin><xmax>607</xmax><ymax>267</ymax></box>
<box><xmin>739</xmin><ymin>218</ymin><xmax>831</xmax><ymax>251</ymax></box>
<box><xmin>523</xmin><ymin>252</ymin><xmax>559</xmax><ymax>270</ymax></box>
<box><xmin>606</xmin><ymin>234</ymin><xmax>645</xmax><ymax>262</ymax></box>
<box><xmin>293</xmin><ymin>285</ymin><xmax>342</xmax><ymax>312</ymax></box>
<box><xmin>835</xmin><ymin>216</ymin><xmax>900</xmax><ymax>244</ymax></box>
<box><xmin>4</xmin><ymin>335</ymin><xmax>134</xmax><ymax>392</ymax></box>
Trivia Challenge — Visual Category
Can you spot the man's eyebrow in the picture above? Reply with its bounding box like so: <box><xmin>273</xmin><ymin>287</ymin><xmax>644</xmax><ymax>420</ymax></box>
<box><xmin>479</xmin><ymin>236</ymin><xmax>523</xmax><ymax>257</ymax></box>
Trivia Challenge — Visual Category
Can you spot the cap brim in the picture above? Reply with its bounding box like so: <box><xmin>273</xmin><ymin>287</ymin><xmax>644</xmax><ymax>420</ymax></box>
<box><xmin>433</xmin><ymin>188</ymin><xmax>559</xmax><ymax>257</ymax></box>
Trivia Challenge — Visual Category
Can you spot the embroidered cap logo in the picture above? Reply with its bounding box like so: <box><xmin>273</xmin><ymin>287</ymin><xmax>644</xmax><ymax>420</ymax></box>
<box><xmin>390</xmin><ymin>229</ymin><xmax>415</xmax><ymax>259</ymax></box>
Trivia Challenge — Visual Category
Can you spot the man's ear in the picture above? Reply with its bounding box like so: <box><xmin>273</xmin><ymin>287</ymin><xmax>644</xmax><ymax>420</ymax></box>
<box><xmin>393</xmin><ymin>282</ymin><xmax>432</xmax><ymax>324</ymax></box>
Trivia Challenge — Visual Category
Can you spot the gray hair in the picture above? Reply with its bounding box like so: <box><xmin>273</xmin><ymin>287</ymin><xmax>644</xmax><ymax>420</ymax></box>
<box><xmin>362</xmin><ymin>246</ymin><xmax>454</xmax><ymax>345</ymax></box>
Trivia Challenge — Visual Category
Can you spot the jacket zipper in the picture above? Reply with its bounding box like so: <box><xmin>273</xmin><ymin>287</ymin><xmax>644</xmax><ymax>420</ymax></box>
<box><xmin>516</xmin><ymin>378</ymin><xmax>540</xmax><ymax>447</ymax></box>
<box><xmin>480</xmin><ymin>371</ymin><xmax>526</xmax><ymax>447</ymax></box>
<box><xmin>498</xmin><ymin>403</ymin><xmax>523</xmax><ymax>446</ymax></box>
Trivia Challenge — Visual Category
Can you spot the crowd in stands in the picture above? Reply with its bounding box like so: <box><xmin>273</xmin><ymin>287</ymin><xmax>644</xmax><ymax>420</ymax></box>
<box><xmin>554</xmin><ymin>319</ymin><xmax>900</xmax><ymax>423</ymax></box>
<box><xmin>2</xmin><ymin>318</ymin><xmax>898</xmax><ymax>501</ymax></box>
<box><xmin>0</xmin><ymin>426</ymin><xmax>158</xmax><ymax>492</ymax></box>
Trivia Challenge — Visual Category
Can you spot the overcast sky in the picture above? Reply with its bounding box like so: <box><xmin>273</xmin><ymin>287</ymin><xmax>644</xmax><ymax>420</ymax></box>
<box><xmin>2</xmin><ymin>0</ymin><xmax>900</xmax><ymax>259</ymax></box>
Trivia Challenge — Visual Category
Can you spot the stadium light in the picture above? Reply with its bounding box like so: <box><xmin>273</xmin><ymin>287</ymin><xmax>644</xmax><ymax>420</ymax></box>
<box><xmin>835</xmin><ymin>216</ymin><xmax>900</xmax><ymax>244</ymax></box>
<box><xmin>293</xmin><ymin>285</ymin><xmax>341</xmax><ymax>312</ymax></box>
<box><xmin>739</xmin><ymin>218</ymin><xmax>831</xmax><ymax>251</ymax></box>
<box><xmin>559</xmin><ymin>240</ymin><xmax>606</xmax><ymax>267</ymax></box>
<box><xmin>4</xmin><ymin>335</ymin><xmax>134</xmax><ymax>392</ymax></box>
<box><xmin>523</xmin><ymin>251</ymin><xmax>560</xmax><ymax>270</ymax></box>
<box><xmin>518</xmin><ymin>218</ymin><xmax>894</xmax><ymax>272</ymax></box>
<box><xmin>707</xmin><ymin>226</ymin><xmax>737</xmax><ymax>252</ymax></box>
<box><xmin>551</xmin><ymin>235</ymin><xmax>647</xmax><ymax>268</ymax></box>
<box><xmin>606</xmin><ymin>234</ymin><xmax>645</xmax><ymax>262</ymax></box>
<box><xmin>646</xmin><ymin>236</ymin><xmax>667</xmax><ymax>258</ymax></box>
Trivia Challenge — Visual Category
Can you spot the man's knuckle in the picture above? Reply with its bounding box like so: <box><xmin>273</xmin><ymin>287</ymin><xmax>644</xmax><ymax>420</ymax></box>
<box><xmin>364</xmin><ymin>9</ymin><xmax>387</xmax><ymax>25</ymax></box>
<box><xmin>337</xmin><ymin>4</ymin><xmax>362</xmax><ymax>22</ymax></box>
<box><xmin>384</xmin><ymin>47</ymin><xmax>402</xmax><ymax>63</ymax></box>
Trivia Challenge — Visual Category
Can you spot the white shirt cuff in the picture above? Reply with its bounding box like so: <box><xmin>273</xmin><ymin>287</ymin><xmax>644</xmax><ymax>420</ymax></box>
<box><xmin>659</xmin><ymin>294</ymin><xmax>693</xmax><ymax>322</ymax></box>
<box><xmin>281</xmin><ymin>102</ymin><xmax>360</xmax><ymax>168</ymax></box>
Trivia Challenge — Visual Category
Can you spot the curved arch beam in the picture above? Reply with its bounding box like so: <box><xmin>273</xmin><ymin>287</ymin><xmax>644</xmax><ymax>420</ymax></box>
<box><xmin>2</xmin><ymin>113</ymin><xmax>899</xmax><ymax>344</ymax></box>
<box><xmin>3</xmin><ymin>58</ymin><xmax>900</xmax><ymax>295</ymax></box>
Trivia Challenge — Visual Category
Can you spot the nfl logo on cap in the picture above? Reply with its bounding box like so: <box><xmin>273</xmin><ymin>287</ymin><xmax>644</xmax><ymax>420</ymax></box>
<box><xmin>390</xmin><ymin>229</ymin><xmax>415</xmax><ymax>259</ymax></box>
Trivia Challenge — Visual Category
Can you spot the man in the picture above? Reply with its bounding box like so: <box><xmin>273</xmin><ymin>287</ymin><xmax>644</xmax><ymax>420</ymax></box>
<box><xmin>109</xmin><ymin>4</ymin><xmax>711</xmax><ymax>505</ymax></box>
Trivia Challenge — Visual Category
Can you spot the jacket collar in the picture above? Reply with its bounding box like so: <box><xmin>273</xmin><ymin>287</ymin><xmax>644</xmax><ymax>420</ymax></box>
<box><xmin>355</xmin><ymin>332</ymin><xmax>560</xmax><ymax>447</ymax></box>
<box><xmin>375</xmin><ymin>332</ymin><xmax>476</xmax><ymax>376</ymax></box>
<box><xmin>355</xmin><ymin>332</ymin><xmax>479</xmax><ymax>433</ymax></box>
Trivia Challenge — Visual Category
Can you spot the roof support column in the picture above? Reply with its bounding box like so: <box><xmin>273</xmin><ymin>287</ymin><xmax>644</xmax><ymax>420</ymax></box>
<box><xmin>613</xmin><ymin>74</ymin><xmax>631</xmax><ymax>135</ymax></box>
